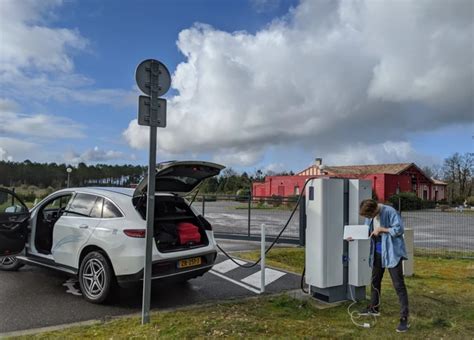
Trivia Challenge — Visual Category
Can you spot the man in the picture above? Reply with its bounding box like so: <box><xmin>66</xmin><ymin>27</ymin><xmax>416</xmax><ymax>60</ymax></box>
<box><xmin>359</xmin><ymin>199</ymin><xmax>410</xmax><ymax>333</ymax></box>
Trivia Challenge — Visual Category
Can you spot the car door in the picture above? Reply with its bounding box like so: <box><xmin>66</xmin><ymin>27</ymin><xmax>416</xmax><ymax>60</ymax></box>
<box><xmin>52</xmin><ymin>193</ymin><xmax>102</xmax><ymax>269</ymax></box>
<box><xmin>0</xmin><ymin>188</ymin><xmax>30</xmax><ymax>256</ymax></box>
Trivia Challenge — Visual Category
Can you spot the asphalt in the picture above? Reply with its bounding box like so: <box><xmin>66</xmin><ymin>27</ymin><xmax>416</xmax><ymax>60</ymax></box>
<box><xmin>0</xmin><ymin>239</ymin><xmax>301</xmax><ymax>334</ymax></box>
<box><xmin>199</xmin><ymin>201</ymin><xmax>474</xmax><ymax>251</ymax></box>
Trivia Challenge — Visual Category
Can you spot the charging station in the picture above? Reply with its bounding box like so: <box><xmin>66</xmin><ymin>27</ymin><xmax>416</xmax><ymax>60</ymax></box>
<box><xmin>305</xmin><ymin>178</ymin><xmax>372</xmax><ymax>303</ymax></box>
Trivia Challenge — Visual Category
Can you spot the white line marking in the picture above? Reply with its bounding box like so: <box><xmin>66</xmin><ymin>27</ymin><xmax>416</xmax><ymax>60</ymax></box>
<box><xmin>241</xmin><ymin>268</ymin><xmax>286</xmax><ymax>288</ymax></box>
<box><xmin>212</xmin><ymin>259</ymin><xmax>247</xmax><ymax>273</ymax></box>
<box><xmin>209</xmin><ymin>270</ymin><xmax>261</xmax><ymax>294</ymax></box>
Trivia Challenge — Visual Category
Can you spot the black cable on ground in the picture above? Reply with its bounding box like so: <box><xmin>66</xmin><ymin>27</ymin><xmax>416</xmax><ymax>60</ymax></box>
<box><xmin>300</xmin><ymin>266</ymin><xmax>308</xmax><ymax>293</ymax></box>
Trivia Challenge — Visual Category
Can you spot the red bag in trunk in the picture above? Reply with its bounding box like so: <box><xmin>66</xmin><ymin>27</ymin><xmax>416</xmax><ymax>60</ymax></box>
<box><xmin>177</xmin><ymin>222</ymin><xmax>201</xmax><ymax>245</ymax></box>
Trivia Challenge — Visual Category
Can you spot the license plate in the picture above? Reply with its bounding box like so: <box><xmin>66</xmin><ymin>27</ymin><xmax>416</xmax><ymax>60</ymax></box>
<box><xmin>178</xmin><ymin>257</ymin><xmax>202</xmax><ymax>269</ymax></box>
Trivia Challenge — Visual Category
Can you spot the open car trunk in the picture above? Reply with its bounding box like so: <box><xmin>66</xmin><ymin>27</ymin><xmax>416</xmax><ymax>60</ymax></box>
<box><xmin>132</xmin><ymin>161</ymin><xmax>224</xmax><ymax>253</ymax></box>
<box><xmin>135</xmin><ymin>195</ymin><xmax>209</xmax><ymax>253</ymax></box>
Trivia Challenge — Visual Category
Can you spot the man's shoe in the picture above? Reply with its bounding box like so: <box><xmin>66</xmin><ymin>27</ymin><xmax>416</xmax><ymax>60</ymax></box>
<box><xmin>396</xmin><ymin>317</ymin><xmax>410</xmax><ymax>332</ymax></box>
<box><xmin>359</xmin><ymin>305</ymin><xmax>380</xmax><ymax>316</ymax></box>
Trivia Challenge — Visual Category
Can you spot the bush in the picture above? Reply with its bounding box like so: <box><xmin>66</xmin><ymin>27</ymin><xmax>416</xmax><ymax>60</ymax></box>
<box><xmin>466</xmin><ymin>196</ymin><xmax>474</xmax><ymax>207</ymax></box>
<box><xmin>235</xmin><ymin>189</ymin><xmax>250</xmax><ymax>202</ymax></box>
<box><xmin>287</xmin><ymin>195</ymin><xmax>300</xmax><ymax>203</ymax></box>
<box><xmin>388</xmin><ymin>192</ymin><xmax>432</xmax><ymax>211</ymax></box>
<box><xmin>270</xmin><ymin>194</ymin><xmax>283</xmax><ymax>207</ymax></box>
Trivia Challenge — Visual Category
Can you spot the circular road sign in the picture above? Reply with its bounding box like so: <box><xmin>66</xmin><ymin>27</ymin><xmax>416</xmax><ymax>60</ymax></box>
<box><xmin>135</xmin><ymin>59</ymin><xmax>171</xmax><ymax>97</ymax></box>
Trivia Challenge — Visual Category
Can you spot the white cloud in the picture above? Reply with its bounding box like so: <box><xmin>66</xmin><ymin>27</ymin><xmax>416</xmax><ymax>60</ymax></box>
<box><xmin>322</xmin><ymin>141</ymin><xmax>436</xmax><ymax>166</ymax></box>
<box><xmin>64</xmin><ymin>146</ymin><xmax>127</xmax><ymax>164</ymax></box>
<box><xmin>0</xmin><ymin>0</ymin><xmax>87</xmax><ymax>76</ymax></box>
<box><xmin>0</xmin><ymin>98</ymin><xmax>84</xmax><ymax>139</ymax></box>
<box><xmin>263</xmin><ymin>162</ymin><xmax>286</xmax><ymax>174</ymax></box>
<box><xmin>0</xmin><ymin>0</ymin><xmax>135</xmax><ymax>106</ymax></box>
<box><xmin>123</xmin><ymin>0</ymin><xmax>473</xmax><ymax>166</ymax></box>
<box><xmin>0</xmin><ymin>137</ymin><xmax>39</xmax><ymax>162</ymax></box>
<box><xmin>0</xmin><ymin>147</ymin><xmax>13</xmax><ymax>162</ymax></box>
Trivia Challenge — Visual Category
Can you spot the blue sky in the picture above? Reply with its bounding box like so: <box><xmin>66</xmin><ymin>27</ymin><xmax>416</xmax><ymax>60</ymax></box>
<box><xmin>0</xmin><ymin>0</ymin><xmax>472</xmax><ymax>174</ymax></box>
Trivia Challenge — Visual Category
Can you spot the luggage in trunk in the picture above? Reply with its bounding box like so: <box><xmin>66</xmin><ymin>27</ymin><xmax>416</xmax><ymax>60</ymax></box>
<box><xmin>177</xmin><ymin>222</ymin><xmax>201</xmax><ymax>245</ymax></box>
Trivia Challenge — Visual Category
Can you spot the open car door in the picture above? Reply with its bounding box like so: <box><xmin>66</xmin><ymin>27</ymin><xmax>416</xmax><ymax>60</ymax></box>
<box><xmin>0</xmin><ymin>188</ymin><xmax>30</xmax><ymax>256</ymax></box>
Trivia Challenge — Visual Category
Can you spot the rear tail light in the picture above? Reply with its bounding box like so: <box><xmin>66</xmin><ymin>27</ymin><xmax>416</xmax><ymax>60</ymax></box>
<box><xmin>124</xmin><ymin>229</ymin><xmax>146</xmax><ymax>238</ymax></box>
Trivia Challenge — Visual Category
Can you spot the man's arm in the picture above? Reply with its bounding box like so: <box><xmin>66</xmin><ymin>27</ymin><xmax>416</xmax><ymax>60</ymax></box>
<box><xmin>370</xmin><ymin>209</ymin><xmax>404</xmax><ymax>237</ymax></box>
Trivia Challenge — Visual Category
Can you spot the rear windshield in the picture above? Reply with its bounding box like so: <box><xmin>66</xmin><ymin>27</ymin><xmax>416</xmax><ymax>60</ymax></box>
<box><xmin>135</xmin><ymin>196</ymin><xmax>193</xmax><ymax>220</ymax></box>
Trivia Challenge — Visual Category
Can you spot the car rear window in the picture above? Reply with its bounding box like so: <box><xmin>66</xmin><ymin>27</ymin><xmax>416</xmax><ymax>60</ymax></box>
<box><xmin>102</xmin><ymin>199</ymin><xmax>123</xmax><ymax>218</ymax></box>
<box><xmin>90</xmin><ymin>197</ymin><xmax>104</xmax><ymax>218</ymax></box>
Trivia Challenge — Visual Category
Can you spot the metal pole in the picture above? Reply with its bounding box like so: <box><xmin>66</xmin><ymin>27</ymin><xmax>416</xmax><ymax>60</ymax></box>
<box><xmin>142</xmin><ymin>60</ymin><xmax>161</xmax><ymax>325</ymax></box>
<box><xmin>260</xmin><ymin>223</ymin><xmax>266</xmax><ymax>294</ymax></box>
<box><xmin>142</xmin><ymin>125</ymin><xmax>157</xmax><ymax>324</ymax></box>
<box><xmin>202</xmin><ymin>195</ymin><xmax>205</xmax><ymax>216</ymax></box>
<box><xmin>67</xmin><ymin>173</ymin><xmax>70</xmax><ymax>188</ymax></box>
<box><xmin>299</xmin><ymin>194</ymin><xmax>306</xmax><ymax>246</ymax></box>
<box><xmin>248</xmin><ymin>188</ymin><xmax>252</xmax><ymax>237</ymax></box>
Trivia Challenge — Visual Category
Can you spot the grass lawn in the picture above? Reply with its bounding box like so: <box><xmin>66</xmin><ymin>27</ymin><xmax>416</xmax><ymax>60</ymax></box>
<box><xmin>12</xmin><ymin>249</ymin><xmax>474</xmax><ymax>339</ymax></box>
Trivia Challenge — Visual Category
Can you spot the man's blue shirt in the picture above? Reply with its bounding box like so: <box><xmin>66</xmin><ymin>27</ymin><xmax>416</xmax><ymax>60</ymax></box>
<box><xmin>365</xmin><ymin>205</ymin><xmax>408</xmax><ymax>268</ymax></box>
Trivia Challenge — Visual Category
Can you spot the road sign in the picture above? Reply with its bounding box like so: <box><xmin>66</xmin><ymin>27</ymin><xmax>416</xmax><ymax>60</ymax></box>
<box><xmin>135</xmin><ymin>58</ymin><xmax>171</xmax><ymax>325</ymax></box>
<box><xmin>136</xmin><ymin>59</ymin><xmax>171</xmax><ymax>97</ymax></box>
<box><xmin>138</xmin><ymin>95</ymin><xmax>167</xmax><ymax>127</ymax></box>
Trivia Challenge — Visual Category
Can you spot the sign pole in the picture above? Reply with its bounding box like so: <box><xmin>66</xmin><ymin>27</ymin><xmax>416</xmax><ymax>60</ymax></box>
<box><xmin>142</xmin><ymin>124</ymin><xmax>156</xmax><ymax>324</ymax></box>
<box><xmin>135</xmin><ymin>58</ymin><xmax>170</xmax><ymax>325</ymax></box>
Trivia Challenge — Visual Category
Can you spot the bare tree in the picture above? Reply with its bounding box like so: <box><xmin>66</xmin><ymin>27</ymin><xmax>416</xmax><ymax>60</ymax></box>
<box><xmin>442</xmin><ymin>152</ymin><xmax>474</xmax><ymax>202</ymax></box>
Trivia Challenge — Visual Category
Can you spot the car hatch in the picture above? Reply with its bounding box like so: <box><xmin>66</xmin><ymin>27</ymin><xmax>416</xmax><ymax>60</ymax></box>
<box><xmin>133</xmin><ymin>161</ymin><xmax>225</xmax><ymax>198</ymax></box>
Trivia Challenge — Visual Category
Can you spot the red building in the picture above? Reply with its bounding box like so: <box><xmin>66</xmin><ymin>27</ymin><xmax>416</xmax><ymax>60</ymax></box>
<box><xmin>252</xmin><ymin>159</ymin><xmax>447</xmax><ymax>202</ymax></box>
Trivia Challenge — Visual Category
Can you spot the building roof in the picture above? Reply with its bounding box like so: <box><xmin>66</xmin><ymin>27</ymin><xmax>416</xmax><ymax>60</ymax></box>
<box><xmin>300</xmin><ymin>163</ymin><xmax>413</xmax><ymax>176</ymax></box>
<box><xmin>432</xmin><ymin>178</ymin><xmax>448</xmax><ymax>185</ymax></box>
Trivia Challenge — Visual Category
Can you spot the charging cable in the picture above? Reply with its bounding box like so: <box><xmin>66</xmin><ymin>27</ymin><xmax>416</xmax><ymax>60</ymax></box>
<box><xmin>214</xmin><ymin>177</ymin><xmax>318</xmax><ymax>269</ymax></box>
<box><xmin>347</xmin><ymin>283</ymin><xmax>380</xmax><ymax>329</ymax></box>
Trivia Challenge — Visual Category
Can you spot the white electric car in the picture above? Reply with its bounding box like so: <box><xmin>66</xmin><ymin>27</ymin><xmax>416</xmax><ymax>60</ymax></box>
<box><xmin>0</xmin><ymin>161</ymin><xmax>224</xmax><ymax>303</ymax></box>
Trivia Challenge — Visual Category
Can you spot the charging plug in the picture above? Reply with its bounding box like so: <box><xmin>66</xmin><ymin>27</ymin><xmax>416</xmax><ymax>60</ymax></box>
<box><xmin>363</xmin><ymin>323</ymin><xmax>370</xmax><ymax>328</ymax></box>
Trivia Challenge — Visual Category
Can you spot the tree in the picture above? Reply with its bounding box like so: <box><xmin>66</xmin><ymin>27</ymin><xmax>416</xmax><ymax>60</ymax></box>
<box><xmin>442</xmin><ymin>152</ymin><xmax>474</xmax><ymax>203</ymax></box>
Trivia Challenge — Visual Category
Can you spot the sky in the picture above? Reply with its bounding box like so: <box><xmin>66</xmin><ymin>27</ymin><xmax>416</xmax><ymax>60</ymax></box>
<box><xmin>0</xmin><ymin>0</ymin><xmax>472</xmax><ymax>174</ymax></box>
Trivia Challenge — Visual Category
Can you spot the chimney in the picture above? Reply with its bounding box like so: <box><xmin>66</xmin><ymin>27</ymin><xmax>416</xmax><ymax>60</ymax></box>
<box><xmin>315</xmin><ymin>158</ymin><xmax>322</xmax><ymax>166</ymax></box>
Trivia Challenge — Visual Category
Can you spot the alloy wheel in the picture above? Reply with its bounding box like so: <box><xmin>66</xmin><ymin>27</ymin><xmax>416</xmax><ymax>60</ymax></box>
<box><xmin>0</xmin><ymin>256</ymin><xmax>17</xmax><ymax>266</ymax></box>
<box><xmin>81</xmin><ymin>258</ymin><xmax>106</xmax><ymax>298</ymax></box>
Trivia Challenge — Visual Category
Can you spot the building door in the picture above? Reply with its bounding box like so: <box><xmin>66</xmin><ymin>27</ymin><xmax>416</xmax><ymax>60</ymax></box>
<box><xmin>278</xmin><ymin>186</ymin><xmax>285</xmax><ymax>196</ymax></box>
<box><xmin>423</xmin><ymin>190</ymin><xmax>428</xmax><ymax>200</ymax></box>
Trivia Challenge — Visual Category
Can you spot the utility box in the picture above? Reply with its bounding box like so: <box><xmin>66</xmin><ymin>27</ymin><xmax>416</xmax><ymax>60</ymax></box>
<box><xmin>403</xmin><ymin>228</ymin><xmax>414</xmax><ymax>276</ymax></box>
<box><xmin>348</xmin><ymin>179</ymin><xmax>372</xmax><ymax>225</ymax></box>
<box><xmin>305</xmin><ymin>178</ymin><xmax>372</xmax><ymax>303</ymax></box>
<box><xmin>348</xmin><ymin>239</ymin><xmax>371</xmax><ymax>286</ymax></box>
<box><xmin>305</xmin><ymin>178</ymin><xmax>344</xmax><ymax>289</ymax></box>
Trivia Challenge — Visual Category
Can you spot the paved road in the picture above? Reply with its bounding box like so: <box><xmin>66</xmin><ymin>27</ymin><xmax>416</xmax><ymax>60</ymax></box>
<box><xmin>0</xmin><ymin>240</ymin><xmax>300</xmax><ymax>335</ymax></box>
<box><xmin>198</xmin><ymin>201</ymin><xmax>474</xmax><ymax>251</ymax></box>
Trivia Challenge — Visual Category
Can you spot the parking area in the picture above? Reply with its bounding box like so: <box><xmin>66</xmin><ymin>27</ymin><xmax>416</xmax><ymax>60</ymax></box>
<box><xmin>200</xmin><ymin>201</ymin><xmax>474</xmax><ymax>252</ymax></box>
<box><xmin>0</xmin><ymin>240</ymin><xmax>300</xmax><ymax>335</ymax></box>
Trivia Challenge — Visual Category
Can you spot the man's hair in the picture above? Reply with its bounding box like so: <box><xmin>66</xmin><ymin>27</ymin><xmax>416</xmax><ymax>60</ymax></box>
<box><xmin>360</xmin><ymin>199</ymin><xmax>378</xmax><ymax>217</ymax></box>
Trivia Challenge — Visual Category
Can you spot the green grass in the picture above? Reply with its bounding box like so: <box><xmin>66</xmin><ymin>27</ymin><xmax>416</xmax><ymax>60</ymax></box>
<box><xmin>11</xmin><ymin>249</ymin><xmax>474</xmax><ymax>339</ymax></box>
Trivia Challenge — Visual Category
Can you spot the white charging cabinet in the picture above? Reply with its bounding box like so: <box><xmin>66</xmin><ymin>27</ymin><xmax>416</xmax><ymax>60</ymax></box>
<box><xmin>348</xmin><ymin>239</ymin><xmax>371</xmax><ymax>286</ymax></box>
<box><xmin>305</xmin><ymin>178</ymin><xmax>344</xmax><ymax>289</ymax></box>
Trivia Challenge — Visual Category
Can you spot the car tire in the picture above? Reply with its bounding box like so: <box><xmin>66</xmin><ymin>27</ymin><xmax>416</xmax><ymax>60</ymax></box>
<box><xmin>0</xmin><ymin>256</ymin><xmax>24</xmax><ymax>271</ymax></box>
<box><xmin>79</xmin><ymin>251</ymin><xmax>115</xmax><ymax>304</ymax></box>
